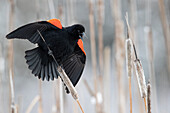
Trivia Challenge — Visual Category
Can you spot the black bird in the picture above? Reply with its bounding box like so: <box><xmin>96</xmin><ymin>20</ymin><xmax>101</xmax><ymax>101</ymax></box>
<box><xmin>6</xmin><ymin>19</ymin><xmax>86</xmax><ymax>93</ymax></box>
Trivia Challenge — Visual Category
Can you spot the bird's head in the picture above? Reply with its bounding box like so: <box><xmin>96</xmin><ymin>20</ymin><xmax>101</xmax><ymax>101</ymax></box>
<box><xmin>65</xmin><ymin>24</ymin><xmax>85</xmax><ymax>39</ymax></box>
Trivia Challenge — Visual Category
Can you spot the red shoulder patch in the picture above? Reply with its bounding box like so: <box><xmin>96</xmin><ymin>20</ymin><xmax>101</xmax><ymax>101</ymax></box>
<box><xmin>77</xmin><ymin>39</ymin><xmax>86</xmax><ymax>55</ymax></box>
<box><xmin>47</xmin><ymin>19</ymin><xmax>62</xmax><ymax>29</ymax></box>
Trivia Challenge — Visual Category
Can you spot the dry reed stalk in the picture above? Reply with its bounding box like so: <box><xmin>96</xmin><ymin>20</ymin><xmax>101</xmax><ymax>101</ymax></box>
<box><xmin>103</xmin><ymin>47</ymin><xmax>111</xmax><ymax>113</ymax></box>
<box><xmin>73</xmin><ymin>101</ymin><xmax>78</xmax><ymax>113</ymax></box>
<box><xmin>35</xmin><ymin>1</ymin><xmax>43</xmax><ymax>112</ymax></box>
<box><xmin>97</xmin><ymin>1</ymin><xmax>105</xmax><ymax>111</ymax></box>
<box><xmin>112</xmin><ymin>0</ymin><xmax>126</xmax><ymax>113</ymax></box>
<box><xmin>126</xmin><ymin>38</ymin><xmax>133</xmax><ymax>78</ymax></box>
<box><xmin>48</xmin><ymin>0</ymin><xmax>55</xmax><ymax>18</ymax></box>
<box><xmin>58</xmin><ymin>4</ymin><xmax>64</xmax><ymax>113</ymax></box>
<box><xmin>158</xmin><ymin>0</ymin><xmax>170</xmax><ymax>74</ymax></box>
<box><xmin>59</xmin><ymin>79</ymin><xmax>64</xmax><ymax>113</ymax></box>
<box><xmin>38</xmin><ymin>81</ymin><xmax>43</xmax><ymax>113</ymax></box>
<box><xmin>128</xmin><ymin>77</ymin><xmax>132</xmax><ymax>113</ymax></box>
<box><xmin>125</xmin><ymin>13</ymin><xmax>147</xmax><ymax>113</ymax></box>
<box><xmin>97</xmin><ymin>0</ymin><xmax>104</xmax><ymax>76</ymax></box>
<box><xmin>0</xmin><ymin>43</ymin><xmax>4</xmax><ymax>113</ymax></box>
<box><xmin>17</xmin><ymin>96</ymin><xmax>22</xmax><ymax>113</ymax></box>
<box><xmin>144</xmin><ymin>27</ymin><xmax>157</xmax><ymax>113</ymax></box>
<box><xmin>125</xmin><ymin>26</ymin><xmax>133</xmax><ymax>113</ymax></box>
<box><xmin>144</xmin><ymin>0</ymin><xmax>158</xmax><ymax>111</ymax></box>
<box><xmin>8</xmin><ymin>0</ymin><xmax>15</xmax><ymax>112</ymax></box>
<box><xmin>66</xmin><ymin>0</ymin><xmax>71</xmax><ymax>24</ymax></box>
<box><xmin>58</xmin><ymin>67</ymin><xmax>85</xmax><ymax>113</ymax></box>
<box><xmin>25</xmin><ymin>95</ymin><xmax>40</xmax><ymax>113</ymax></box>
<box><xmin>147</xmin><ymin>81</ymin><xmax>151</xmax><ymax>113</ymax></box>
<box><xmin>9</xmin><ymin>70</ymin><xmax>15</xmax><ymax>113</ymax></box>
<box><xmin>133</xmin><ymin>45</ymin><xmax>147</xmax><ymax>112</ymax></box>
<box><xmin>15</xmin><ymin>104</ymin><xmax>18</xmax><ymax>113</ymax></box>
<box><xmin>129</xmin><ymin>0</ymin><xmax>137</xmax><ymax>43</ymax></box>
<box><xmin>88</xmin><ymin>0</ymin><xmax>99</xmax><ymax>112</ymax></box>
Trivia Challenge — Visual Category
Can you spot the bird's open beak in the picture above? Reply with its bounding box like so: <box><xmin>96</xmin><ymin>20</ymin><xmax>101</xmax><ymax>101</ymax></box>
<box><xmin>79</xmin><ymin>32</ymin><xmax>88</xmax><ymax>40</ymax></box>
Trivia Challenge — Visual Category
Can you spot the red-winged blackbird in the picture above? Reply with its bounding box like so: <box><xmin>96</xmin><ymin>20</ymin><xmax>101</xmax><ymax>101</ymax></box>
<box><xmin>6</xmin><ymin>19</ymin><xmax>86</xmax><ymax>93</ymax></box>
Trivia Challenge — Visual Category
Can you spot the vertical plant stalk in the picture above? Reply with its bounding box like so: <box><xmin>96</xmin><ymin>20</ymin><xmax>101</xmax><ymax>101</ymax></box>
<box><xmin>144</xmin><ymin>0</ymin><xmax>158</xmax><ymax>111</ymax></box>
<box><xmin>158</xmin><ymin>0</ymin><xmax>170</xmax><ymax>74</ymax></box>
<box><xmin>57</xmin><ymin>2</ymin><xmax>64</xmax><ymax>113</ymax></box>
<box><xmin>38</xmin><ymin>81</ymin><xmax>43</xmax><ymax>113</ymax></box>
<box><xmin>88</xmin><ymin>0</ymin><xmax>99</xmax><ymax>112</ymax></box>
<box><xmin>8</xmin><ymin>0</ymin><xmax>15</xmax><ymax>112</ymax></box>
<box><xmin>97</xmin><ymin>0</ymin><xmax>104</xmax><ymax>77</ymax></box>
<box><xmin>126</xmin><ymin>13</ymin><xmax>147</xmax><ymax>113</ymax></box>
<box><xmin>57</xmin><ymin>67</ymin><xmax>84</xmax><ymax>113</ymax></box>
<box><xmin>59</xmin><ymin>79</ymin><xmax>64</xmax><ymax>113</ymax></box>
<box><xmin>112</xmin><ymin>0</ymin><xmax>126</xmax><ymax>113</ymax></box>
<box><xmin>133</xmin><ymin>45</ymin><xmax>147</xmax><ymax>112</ymax></box>
<box><xmin>125</xmin><ymin>26</ymin><xmax>133</xmax><ymax>113</ymax></box>
<box><xmin>9</xmin><ymin>70</ymin><xmax>15</xmax><ymax>113</ymax></box>
<box><xmin>0</xmin><ymin>46</ymin><xmax>4</xmax><ymax>113</ymax></box>
<box><xmin>147</xmin><ymin>81</ymin><xmax>151</xmax><ymax>113</ymax></box>
<box><xmin>97</xmin><ymin>0</ymin><xmax>104</xmax><ymax>112</ymax></box>
<box><xmin>35</xmin><ymin>0</ymin><xmax>43</xmax><ymax>113</ymax></box>
<box><xmin>103</xmin><ymin>47</ymin><xmax>111</xmax><ymax>113</ymax></box>
<box><xmin>128</xmin><ymin>77</ymin><xmax>132</xmax><ymax>113</ymax></box>
<box><xmin>48</xmin><ymin>0</ymin><xmax>55</xmax><ymax>18</ymax></box>
<box><xmin>73</xmin><ymin>101</ymin><xmax>78</xmax><ymax>113</ymax></box>
<box><xmin>129</xmin><ymin>0</ymin><xmax>137</xmax><ymax>43</ymax></box>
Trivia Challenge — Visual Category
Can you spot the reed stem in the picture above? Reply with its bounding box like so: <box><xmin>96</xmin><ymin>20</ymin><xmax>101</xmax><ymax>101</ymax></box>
<box><xmin>76</xmin><ymin>100</ymin><xmax>85</xmax><ymax>113</ymax></box>
<box><xmin>129</xmin><ymin>77</ymin><xmax>132</xmax><ymax>113</ymax></box>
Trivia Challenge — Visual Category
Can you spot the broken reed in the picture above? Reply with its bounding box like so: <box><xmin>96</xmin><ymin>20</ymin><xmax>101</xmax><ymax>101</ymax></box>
<box><xmin>147</xmin><ymin>82</ymin><xmax>151</xmax><ymax>113</ymax></box>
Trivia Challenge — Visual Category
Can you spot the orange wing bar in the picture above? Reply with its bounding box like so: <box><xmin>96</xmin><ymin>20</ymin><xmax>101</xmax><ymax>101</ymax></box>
<box><xmin>47</xmin><ymin>19</ymin><xmax>62</xmax><ymax>29</ymax></box>
<box><xmin>77</xmin><ymin>39</ymin><xmax>86</xmax><ymax>55</ymax></box>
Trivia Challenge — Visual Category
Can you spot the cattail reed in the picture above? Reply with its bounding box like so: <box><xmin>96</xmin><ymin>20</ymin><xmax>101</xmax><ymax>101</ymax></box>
<box><xmin>133</xmin><ymin>52</ymin><xmax>147</xmax><ymax>112</ymax></box>
<box><xmin>126</xmin><ymin>31</ymin><xmax>133</xmax><ymax>113</ymax></box>
<box><xmin>147</xmin><ymin>81</ymin><xmax>151</xmax><ymax>113</ymax></box>
<box><xmin>133</xmin><ymin>59</ymin><xmax>147</xmax><ymax>98</ymax></box>
<box><xmin>125</xmin><ymin>13</ymin><xmax>133</xmax><ymax>113</ymax></box>
<box><xmin>126</xmin><ymin>36</ymin><xmax>133</xmax><ymax>78</ymax></box>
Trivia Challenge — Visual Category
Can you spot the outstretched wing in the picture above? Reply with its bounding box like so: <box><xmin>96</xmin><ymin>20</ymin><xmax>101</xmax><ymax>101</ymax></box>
<box><xmin>25</xmin><ymin>47</ymin><xmax>60</xmax><ymax>81</ymax></box>
<box><xmin>6</xmin><ymin>19</ymin><xmax>62</xmax><ymax>44</ymax></box>
<box><xmin>62</xmin><ymin>43</ymin><xmax>86</xmax><ymax>87</ymax></box>
<box><xmin>25</xmin><ymin>45</ymin><xmax>86</xmax><ymax>93</ymax></box>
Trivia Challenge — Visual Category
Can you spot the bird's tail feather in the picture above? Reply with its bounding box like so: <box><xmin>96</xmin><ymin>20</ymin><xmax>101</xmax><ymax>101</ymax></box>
<box><xmin>25</xmin><ymin>47</ymin><xmax>59</xmax><ymax>81</ymax></box>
